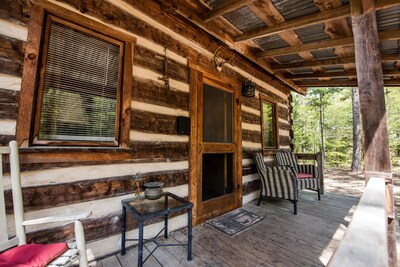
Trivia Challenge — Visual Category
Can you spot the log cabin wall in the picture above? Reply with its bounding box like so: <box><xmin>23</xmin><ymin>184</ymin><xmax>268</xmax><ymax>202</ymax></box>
<box><xmin>0</xmin><ymin>0</ymin><xmax>292</xmax><ymax>259</ymax></box>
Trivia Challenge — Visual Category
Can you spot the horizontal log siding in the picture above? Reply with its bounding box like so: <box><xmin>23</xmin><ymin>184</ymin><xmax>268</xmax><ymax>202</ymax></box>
<box><xmin>0</xmin><ymin>0</ymin><xmax>292</xmax><ymax>258</ymax></box>
<box><xmin>0</xmin><ymin>34</ymin><xmax>25</xmax><ymax>75</ymax></box>
<box><xmin>0</xmin><ymin>88</ymin><xmax>19</xmax><ymax>120</ymax></box>
<box><xmin>131</xmin><ymin>110</ymin><xmax>179</xmax><ymax>135</ymax></box>
<box><xmin>5</xmin><ymin>170</ymin><xmax>188</xmax><ymax>213</ymax></box>
<box><xmin>0</xmin><ymin>1</ymin><xmax>29</xmax><ymax>27</ymax></box>
<box><xmin>16</xmin><ymin>142</ymin><xmax>189</xmax><ymax>171</ymax></box>
<box><xmin>134</xmin><ymin>45</ymin><xmax>189</xmax><ymax>83</ymax></box>
<box><xmin>132</xmin><ymin>78</ymin><xmax>189</xmax><ymax>111</ymax></box>
<box><xmin>26</xmin><ymin>208</ymin><xmax>187</xmax><ymax>244</ymax></box>
<box><xmin>0</xmin><ymin>134</ymin><xmax>14</xmax><ymax>146</ymax></box>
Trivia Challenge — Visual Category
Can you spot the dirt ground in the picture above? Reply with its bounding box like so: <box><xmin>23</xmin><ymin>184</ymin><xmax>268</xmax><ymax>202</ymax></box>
<box><xmin>324</xmin><ymin>168</ymin><xmax>400</xmax><ymax>223</ymax></box>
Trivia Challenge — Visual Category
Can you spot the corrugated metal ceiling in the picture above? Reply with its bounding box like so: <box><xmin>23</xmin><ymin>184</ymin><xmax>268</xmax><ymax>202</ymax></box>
<box><xmin>223</xmin><ymin>6</ymin><xmax>266</xmax><ymax>33</ymax></box>
<box><xmin>200</xmin><ymin>0</ymin><xmax>399</xmax><ymax>88</ymax></box>
<box><xmin>270</xmin><ymin>0</ymin><xmax>319</xmax><ymax>20</ymax></box>
<box><xmin>294</xmin><ymin>24</ymin><xmax>331</xmax><ymax>44</ymax></box>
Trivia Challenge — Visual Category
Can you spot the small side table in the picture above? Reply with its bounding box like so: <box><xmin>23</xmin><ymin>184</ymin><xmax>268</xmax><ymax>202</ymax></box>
<box><xmin>120</xmin><ymin>192</ymin><xmax>193</xmax><ymax>267</ymax></box>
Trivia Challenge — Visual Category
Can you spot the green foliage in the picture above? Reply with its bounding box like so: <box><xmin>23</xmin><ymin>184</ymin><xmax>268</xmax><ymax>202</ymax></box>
<box><xmin>292</xmin><ymin>87</ymin><xmax>400</xmax><ymax>168</ymax></box>
<box><xmin>292</xmin><ymin>87</ymin><xmax>352</xmax><ymax>167</ymax></box>
<box><xmin>386</xmin><ymin>88</ymin><xmax>400</xmax><ymax>165</ymax></box>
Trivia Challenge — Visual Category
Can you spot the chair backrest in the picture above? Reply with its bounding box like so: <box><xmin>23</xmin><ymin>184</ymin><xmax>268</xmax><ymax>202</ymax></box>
<box><xmin>0</xmin><ymin>141</ymin><xmax>26</xmax><ymax>252</ymax></box>
<box><xmin>276</xmin><ymin>150</ymin><xmax>299</xmax><ymax>173</ymax></box>
<box><xmin>253</xmin><ymin>153</ymin><xmax>267</xmax><ymax>194</ymax></box>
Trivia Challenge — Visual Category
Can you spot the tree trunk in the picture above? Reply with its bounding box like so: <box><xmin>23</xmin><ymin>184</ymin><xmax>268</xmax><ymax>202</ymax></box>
<box><xmin>351</xmin><ymin>87</ymin><xmax>361</xmax><ymax>173</ymax></box>
<box><xmin>319</xmin><ymin>93</ymin><xmax>325</xmax><ymax>157</ymax></box>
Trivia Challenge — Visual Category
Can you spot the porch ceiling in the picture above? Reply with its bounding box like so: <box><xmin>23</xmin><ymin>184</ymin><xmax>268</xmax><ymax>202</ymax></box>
<box><xmin>161</xmin><ymin>0</ymin><xmax>400</xmax><ymax>93</ymax></box>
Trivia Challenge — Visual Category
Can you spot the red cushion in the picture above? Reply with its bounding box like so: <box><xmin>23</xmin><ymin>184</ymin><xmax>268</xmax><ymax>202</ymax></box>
<box><xmin>0</xmin><ymin>243</ymin><xmax>68</xmax><ymax>267</ymax></box>
<box><xmin>296</xmin><ymin>173</ymin><xmax>313</xmax><ymax>179</ymax></box>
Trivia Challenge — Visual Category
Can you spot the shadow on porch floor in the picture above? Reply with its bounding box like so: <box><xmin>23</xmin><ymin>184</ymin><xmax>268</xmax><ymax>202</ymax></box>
<box><xmin>91</xmin><ymin>191</ymin><xmax>359</xmax><ymax>267</ymax></box>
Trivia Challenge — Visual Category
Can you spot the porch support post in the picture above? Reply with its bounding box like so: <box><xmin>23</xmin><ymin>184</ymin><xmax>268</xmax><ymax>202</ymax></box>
<box><xmin>350</xmin><ymin>0</ymin><xmax>395</xmax><ymax>266</ymax></box>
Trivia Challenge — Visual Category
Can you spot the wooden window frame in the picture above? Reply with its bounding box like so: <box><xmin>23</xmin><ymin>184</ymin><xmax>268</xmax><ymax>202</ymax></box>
<box><xmin>17</xmin><ymin>6</ymin><xmax>135</xmax><ymax>148</ymax></box>
<box><xmin>260</xmin><ymin>94</ymin><xmax>279</xmax><ymax>151</ymax></box>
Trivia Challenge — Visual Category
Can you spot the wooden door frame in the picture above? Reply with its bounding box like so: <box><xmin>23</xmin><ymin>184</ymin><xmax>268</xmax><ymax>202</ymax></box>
<box><xmin>189</xmin><ymin>65</ymin><xmax>242</xmax><ymax>226</ymax></box>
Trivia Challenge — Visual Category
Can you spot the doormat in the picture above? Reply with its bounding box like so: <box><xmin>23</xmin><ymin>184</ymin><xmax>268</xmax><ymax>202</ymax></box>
<box><xmin>206</xmin><ymin>209</ymin><xmax>264</xmax><ymax>236</ymax></box>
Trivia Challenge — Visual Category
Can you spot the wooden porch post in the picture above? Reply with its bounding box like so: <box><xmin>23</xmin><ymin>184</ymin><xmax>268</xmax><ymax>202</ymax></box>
<box><xmin>350</xmin><ymin>0</ymin><xmax>396</xmax><ymax>266</ymax></box>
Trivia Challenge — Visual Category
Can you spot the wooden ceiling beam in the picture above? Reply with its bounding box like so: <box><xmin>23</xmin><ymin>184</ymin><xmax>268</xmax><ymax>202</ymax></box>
<box><xmin>272</xmin><ymin>54</ymin><xmax>400</xmax><ymax>70</ymax></box>
<box><xmin>203</xmin><ymin>0</ymin><xmax>255</xmax><ymax>22</ymax></box>
<box><xmin>258</xmin><ymin>37</ymin><xmax>355</xmax><ymax>58</ymax></box>
<box><xmin>271</xmin><ymin>54</ymin><xmax>400</xmax><ymax>70</ymax></box>
<box><xmin>295</xmin><ymin>79</ymin><xmax>400</xmax><ymax>87</ymax></box>
<box><xmin>235</xmin><ymin>5</ymin><xmax>350</xmax><ymax>42</ymax></box>
<box><xmin>164</xmin><ymin>0</ymin><xmax>304</xmax><ymax>93</ymax></box>
<box><xmin>258</xmin><ymin>29</ymin><xmax>400</xmax><ymax>58</ymax></box>
<box><xmin>234</xmin><ymin>0</ymin><xmax>400</xmax><ymax>43</ymax></box>
<box><xmin>271</xmin><ymin>56</ymin><xmax>355</xmax><ymax>70</ymax></box>
<box><xmin>285</xmin><ymin>69</ymin><xmax>400</xmax><ymax>79</ymax></box>
<box><xmin>247</xmin><ymin>1</ymin><xmax>325</xmax><ymax>75</ymax></box>
<box><xmin>285</xmin><ymin>71</ymin><xmax>357</xmax><ymax>79</ymax></box>
<box><xmin>315</xmin><ymin>0</ymin><xmax>355</xmax><ymax>72</ymax></box>
<box><xmin>375</xmin><ymin>0</ymin><xmax>400</xmax><ymax>11</ymax></box>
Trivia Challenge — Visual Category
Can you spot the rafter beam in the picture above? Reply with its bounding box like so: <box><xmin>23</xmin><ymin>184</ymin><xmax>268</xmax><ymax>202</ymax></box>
<box><xmin>295</xmin><ymin>79</ymin><xmax>400</xmax><ymax>87</ymax></box>
<box><xmin>285</xmin><ymin>69</ymin><xmax>400</xmax><ymax>79</ymax></box>
<box><xmin>285</xmin><ymin>71</ymin><xmax>357</xmax><ymax>79</ymax></box>
<box><xmin>272</xmin><ymin>54</ymin><xmax>400</xmax><ymax>70</ymax></box>
<box><xmin>259</xmin><ymin>37</ymin><xmax>355</xmax><ymax>58</ymax></box>
<box><xmin>203</xmin><ymin>0</ymin><xmax>255</xmax><ymax>22</ymax></box>
<box><xmin>234</xmin><ymin>0</ymin><xmax>400</xmax><ymax>42</ymax></box>
<box><xmin>235</xmin><ymin>5</ymin><xmax>350</xmax><ymax>42</ymax></box>
<box><xmin>375</xmin><ymin>0</ymin><xmax>400</xmax><ymax>11</ymax></box>
<box><xmin>161</xmin><ymin>0</ymin><xmax>304</xmax><ymax>93</ymax></box>
<box><xmin>272</xmin><ymin>57</ymin><xmax>355</xmax><ymax>70</ymax></box>
<box><xmin>258</xmin><ymin>29</ymin><xmax>400</xmax><ymax>58</ymax></box>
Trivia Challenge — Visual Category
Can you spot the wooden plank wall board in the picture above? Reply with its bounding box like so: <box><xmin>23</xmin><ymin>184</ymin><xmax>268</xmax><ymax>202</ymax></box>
<box><xmin>0</xmin><ymin>0</ymin><xmax>293</xmax><ymax>258</ymax></box>
<box><xmin>25</xmin><ymin>208</ymin><xmax>188</xmax><ymax>244</ymax></box>
<box><xmin>4</xmin><ymin>170</ymin><xmax>189</xmax><ymax>212</ymax></box>
<box><xmin>0</xmin><ymin>88</ymin><xmax>19</xmax><ymax>120</ymax></box>
<box><xmin>0</xmin><ymin>34</ymin><xmax>25</xmax><ymax>76</ymax></box>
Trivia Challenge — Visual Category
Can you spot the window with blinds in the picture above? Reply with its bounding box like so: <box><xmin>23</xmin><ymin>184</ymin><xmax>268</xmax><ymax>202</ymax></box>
<box><xmin>260</xmin><ymin>95</ymin><xmax>278</xmax><ymax>149</ymax></box>
<box><xmin>33</xmin><ymin>16</ymin><xmax>124</xmax><ymax>146</ymax></box>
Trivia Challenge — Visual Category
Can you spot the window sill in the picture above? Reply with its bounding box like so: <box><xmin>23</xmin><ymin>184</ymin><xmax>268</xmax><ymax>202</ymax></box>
<box><xmin>19</xmin><ymin>146</ymin><xmax>132</xmax><ymax>153</ymax></box>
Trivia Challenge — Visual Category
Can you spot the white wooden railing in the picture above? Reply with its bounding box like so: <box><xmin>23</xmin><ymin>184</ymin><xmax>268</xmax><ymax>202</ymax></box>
<box><xmin>328</xmin><ymin>177</ymin><xmax>390</xmax><ymax>267</ymax></box>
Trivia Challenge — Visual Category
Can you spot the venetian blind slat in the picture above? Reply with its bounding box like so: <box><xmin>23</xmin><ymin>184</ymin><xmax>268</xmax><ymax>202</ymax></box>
<box><xmin>38</xmin><ymin>21</ymin><xmax>121</xmax><ymax>143</ymax></box>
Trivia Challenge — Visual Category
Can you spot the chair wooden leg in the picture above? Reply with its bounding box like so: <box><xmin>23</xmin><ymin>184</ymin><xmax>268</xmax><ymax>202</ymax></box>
<box><xmin>317</xmin><ymin>188</ymin><xmax>321</xmax><ymax>201</ymax></box>
<box><xmin>293</xmin><ymin>200</ymin><xmax>297</xmax><ymax>215</ymax></box>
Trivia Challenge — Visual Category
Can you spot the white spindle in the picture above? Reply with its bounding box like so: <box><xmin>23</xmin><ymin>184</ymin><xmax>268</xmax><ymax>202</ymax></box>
<box><xmin>0</xmin><ymin>155</ymin><xmax>8</xmax><ymax>242</ymax></box>
<box><xmin>9</xmin><ymin>141</ymin><xmax>26</xmax><ymax>245</ymax></box>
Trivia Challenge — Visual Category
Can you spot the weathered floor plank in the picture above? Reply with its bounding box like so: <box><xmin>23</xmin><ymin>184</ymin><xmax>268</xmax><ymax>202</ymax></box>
<box><xmin>94</xmin><ymin>191</ymin><xmax>359</xmax><ymax>267</ymax></box>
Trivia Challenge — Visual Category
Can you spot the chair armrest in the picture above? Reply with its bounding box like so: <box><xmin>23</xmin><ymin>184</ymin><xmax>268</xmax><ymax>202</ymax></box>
<box><xmin>22</xmin><ymin>211</ymin><xmax>91</xmax><ymax>226</ymax></box>
<box><xmin>298</xmin><ymin>164</ymin><xmax>318</xmax><ymax>177</ymax></box>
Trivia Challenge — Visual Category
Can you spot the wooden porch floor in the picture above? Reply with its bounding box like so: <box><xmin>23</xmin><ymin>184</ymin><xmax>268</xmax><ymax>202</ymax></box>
<box><xmin>92</xmin><ymin>191</ymin><xmax>359</xmax><ymax>267</ymax></box>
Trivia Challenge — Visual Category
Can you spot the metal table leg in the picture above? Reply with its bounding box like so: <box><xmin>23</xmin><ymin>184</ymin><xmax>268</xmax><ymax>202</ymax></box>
<box><xmin>138</xmin><ymin>221</ymin><xmax>144</xmax><ymax>267</ymax></box>
<box><xmin>187</xmin><ymin>208</ymin><xmax>192</xmax><ymax>261</ymax></box>
<box><xmin>121</xmin><ymin>205</ymin><xmax>127</xmax><ymax>255</ymax></box>
<box><xmin>164</xmin><ymin>195</ymin><xmax>168</xmax><ymax>238</ymax></box>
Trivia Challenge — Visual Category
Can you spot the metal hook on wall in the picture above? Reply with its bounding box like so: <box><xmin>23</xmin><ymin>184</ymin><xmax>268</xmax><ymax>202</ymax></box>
<box><xmin>157</xmin><ymin>47</ymin><xmax>170</xmax><ymax>90</ymax></box>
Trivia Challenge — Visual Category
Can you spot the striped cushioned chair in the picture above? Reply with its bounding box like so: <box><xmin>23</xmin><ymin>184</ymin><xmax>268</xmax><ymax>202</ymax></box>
<box><xmin>253</xmin><ymin>153</ymin><xmax>299</xmax><ymax>214</ymax></box>
<box><xmin>276</xmin><ymin>150</ymin><xmax>321</xmax><ymax>201</ymax></box>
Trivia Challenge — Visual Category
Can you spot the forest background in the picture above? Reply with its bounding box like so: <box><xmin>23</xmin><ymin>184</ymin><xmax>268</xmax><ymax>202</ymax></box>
<box><xmin>292</xmin><ymin>87</ymin><xmax>400</xmax><ymax>170</ymax></box>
